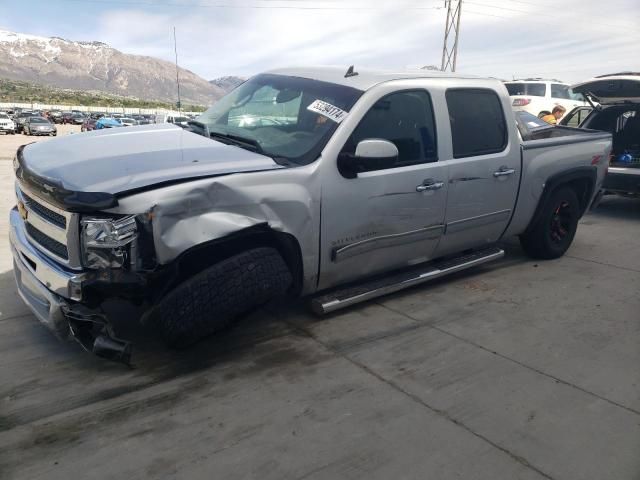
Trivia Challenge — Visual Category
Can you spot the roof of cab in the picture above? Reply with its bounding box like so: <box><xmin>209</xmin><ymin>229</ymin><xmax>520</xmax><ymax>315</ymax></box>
<box><xmin>265</xmin><ymin>66</ymin><xmax>489</xmax><ymax>91</ymax></box>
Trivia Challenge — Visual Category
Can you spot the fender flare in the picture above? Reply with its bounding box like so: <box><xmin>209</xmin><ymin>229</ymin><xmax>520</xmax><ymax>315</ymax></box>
<box><xmin>524</xmin><ymin>166</ymin><xmax>597</xmax><ymax>234</ymax></box>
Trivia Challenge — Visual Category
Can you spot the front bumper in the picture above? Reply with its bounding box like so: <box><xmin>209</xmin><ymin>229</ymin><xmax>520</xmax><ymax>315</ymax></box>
<box><xmin>603</xmin><ymin>168</ymin><xmax>640</xmax><ymax>195</ymax></box>
<box><xmin>10</xmin><ymin>207</ymin><xmax>134</xmax><ymax>362</ymax></box>
<box><xmin>9</xmin><ymin>208</ymin><xmax>85</xmax><ymax>337</ymax></box>
<box><xmin>0</xmin><ymin>126</ymin><xmax>14</xmax><ymax>132</ymax></box>
<box><xmin>30</xmin><ymin>130</ymin><xmax>56</xmax><ymax>136</ymax></box>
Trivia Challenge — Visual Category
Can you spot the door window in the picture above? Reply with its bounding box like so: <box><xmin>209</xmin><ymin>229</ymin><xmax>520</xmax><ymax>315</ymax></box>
<box><xmin>505</xmin><ymin>83</ymin><xmax>546</xmax><ymax>97</ymax></box>
<box><xmin>446</xmin><ymin>89</ymin><xmax>507</xmax><ymax>158</ymax></box>
<box><xmin>342</xmin><ymin>90</ymin><xmax>437</xmax><ymax>171</ymax></box>
<box><xmin>563</xmin><ymin>107</ymin><xmax>593</xmax><ymax>127</ymax></box>
<box><xmin>551</xmin><ymin>84</ymin><xmax>572</xmax><ymax>99</ymax></box>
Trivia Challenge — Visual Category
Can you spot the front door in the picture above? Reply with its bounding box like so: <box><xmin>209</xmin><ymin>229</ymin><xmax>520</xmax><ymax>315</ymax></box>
<box><xmin>434</xmin><ymin>88</ymin><xmax>520</xmax><ymax>257</ymax></box>
<box><xmin>319</xmin><ymin>89</ymin><xmax>448</xmax><ymax>290</ymax></box>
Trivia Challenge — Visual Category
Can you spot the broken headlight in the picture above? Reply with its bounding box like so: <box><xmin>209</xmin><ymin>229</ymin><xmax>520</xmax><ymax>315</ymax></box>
<box><xmin>81</xmin><ymin>216</ymin><xmax>137</xmax><ymax>269</ymax></box>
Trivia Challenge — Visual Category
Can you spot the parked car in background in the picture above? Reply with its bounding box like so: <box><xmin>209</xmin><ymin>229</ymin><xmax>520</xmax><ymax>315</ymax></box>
<box><xmin>119</xmin><ymin>117</ymin><xmax>138</xmax><ymax>127</ymax></box>
<box><xmin>505</xmin><ymin>78</ymin><xmax>587</xmax><ymax>119</ymax></box>
<box><xmin>95</xmin><ymin>117</ymin><xmax>123</xmax><ymax>129</ymax></box>
<box><xmin>0</xmin><ymin>112</ymin><xmax>16</xmax><ymax>134</ymax></box>
<box><xmin>130</xmin><ymin>114</ymin><xmax>150</xmax><ymax>125</ymax></box>
<box><xmin>569</xmin><ymin>73</ymin><xmax>640</xmax><ymax>197</ymax></box>
<box><xmin>23</xmin><ymin>116</ymin><xmax>57</xmax><ymax>136</ymax></box>
<box><xmin>48</xmin><ymin>110</ymin><xmax>63</xmax><ymax>123</ymax></box>
<box><xmin>81</xmin><ymin>118</ymin><xmax>98</xmax><ymax>132</ymax></box>
<box><xmin>60</xmin><ymin>112</ymin><xmax>75</xmax><ymax>124</ymax></box>
<box><xmin>155</xmin><ymin>113</ymin><xmax>189</xmax><ymax>127</ymax></box>
<box><xmin>15</xmin><ymin>112</ymin><xmax>36</xmax><ymax>133</ymax></box>
<box><xmin>9</xmin><ymin>67</ymin><xmax>611</xmax><ymax>362</ymax></box>
<box><xmin>70</xmin><ymin>113</ymin><xmax>85</xmax><ymax>125</ymax></box>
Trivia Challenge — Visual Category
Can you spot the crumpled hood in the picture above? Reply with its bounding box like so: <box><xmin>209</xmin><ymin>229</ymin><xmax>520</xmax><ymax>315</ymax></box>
<box><xmin>21</xmin><ymin>124</ymin><xmax>283</xmax><ymax>194</ymax></box>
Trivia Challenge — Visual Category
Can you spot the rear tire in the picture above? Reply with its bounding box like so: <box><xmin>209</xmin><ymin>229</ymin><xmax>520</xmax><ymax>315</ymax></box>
<box><xmin>520</xmin><ymin>186</ymin><xmax>580</xmax><ymax>259</ymax></box>
<box><xmin>155</xmin><ymin>247</ymin><xmax>292</xmax><ymax>347</ymax></box>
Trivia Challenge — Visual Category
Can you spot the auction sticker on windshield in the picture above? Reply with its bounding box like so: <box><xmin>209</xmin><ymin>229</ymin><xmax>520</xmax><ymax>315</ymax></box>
<box><xmin>307</xmin><ymin>100</ymin><xmax>348</xmax><ymax>123</ymax></box>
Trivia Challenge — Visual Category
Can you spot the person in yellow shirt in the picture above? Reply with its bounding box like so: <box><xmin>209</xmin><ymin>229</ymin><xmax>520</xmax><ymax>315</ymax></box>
<box><xmin>541</xmin><ymin>106</ymin><xmax>566</xmax><ymax>125</ymax></box>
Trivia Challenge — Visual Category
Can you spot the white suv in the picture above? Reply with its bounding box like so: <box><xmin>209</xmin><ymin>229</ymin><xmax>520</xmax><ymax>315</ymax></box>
<box><xmin>505</xmin><ymin>79</ymin><xmax>587</xmax><ymax>119</ymax></box>
<box><xmin>0</xmin><ymin>112</ymin><xmax>15</xmax><ymax>134</ymax></box>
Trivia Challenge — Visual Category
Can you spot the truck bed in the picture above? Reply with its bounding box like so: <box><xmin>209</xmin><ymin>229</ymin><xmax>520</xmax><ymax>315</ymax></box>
<box><xmin>505</xmin><ymin>127</ymin><xmax>612</xmax><ymax>237</ymax></box>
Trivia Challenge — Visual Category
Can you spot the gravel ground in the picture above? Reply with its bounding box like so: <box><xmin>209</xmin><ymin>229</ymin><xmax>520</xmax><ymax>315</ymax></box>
<box><xmin>0</xmin><ymin>129</ymin><xmax>638</xmax><ymax>480</ymax></box>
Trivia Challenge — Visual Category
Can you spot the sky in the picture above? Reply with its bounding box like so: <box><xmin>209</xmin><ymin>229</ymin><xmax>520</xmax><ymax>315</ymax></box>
<box><xmin>1</xmin><ymin>0</ymin><xmax>639</xmax><ymax>83</ymax></box>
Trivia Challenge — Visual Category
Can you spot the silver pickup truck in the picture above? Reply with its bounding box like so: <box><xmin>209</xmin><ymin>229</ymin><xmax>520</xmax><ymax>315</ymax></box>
<box><xmin>10</xmin><ymin>67</ymin><xmax>612</xmax><ymax>362</ymax></box>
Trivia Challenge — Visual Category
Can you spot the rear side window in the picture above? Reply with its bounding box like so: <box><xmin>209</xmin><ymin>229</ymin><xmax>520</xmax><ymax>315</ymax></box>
<box><xmin>446</xmin><ymin>89</ymin><xmax>507</xmax><ymax>158</ymax></box>
<box><xmin>551</xmin><ymin>84</ymin><xmax>572</xmax><ymax>99</ymax></box>
<box><xmin>343</xmin><ymin>90</ymin><xmax>437</xmax><ymax>168</ymax></box>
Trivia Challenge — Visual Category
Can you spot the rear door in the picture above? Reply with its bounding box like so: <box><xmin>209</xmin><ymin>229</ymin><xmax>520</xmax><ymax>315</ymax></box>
<box><xmin>559</xmin><ymin>106</ymin><xmax>593</xmax><ymax>127</ymax></box>
<box><xmin>434</xmin><ymin>88</ymin><xmax>520</xmax><ymax>257</ymax></box>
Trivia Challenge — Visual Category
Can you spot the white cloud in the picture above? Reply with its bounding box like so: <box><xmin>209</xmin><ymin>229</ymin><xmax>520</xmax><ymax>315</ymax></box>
<box><xmin>93</xmin><ymin>0</ymin><xmax>639</xmax><ymax>82</ymax></box>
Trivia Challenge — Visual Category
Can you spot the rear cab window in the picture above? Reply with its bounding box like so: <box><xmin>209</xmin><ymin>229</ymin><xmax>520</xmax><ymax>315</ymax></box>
<box><xmin>446</xmin><ymin>88</ymin><xmax>508</xmax><ymax>158</ymax></box>
<box><xmin>341</xmin><ymin>90</ymin><xmax>438</xmax><ymax>171</ymax></box>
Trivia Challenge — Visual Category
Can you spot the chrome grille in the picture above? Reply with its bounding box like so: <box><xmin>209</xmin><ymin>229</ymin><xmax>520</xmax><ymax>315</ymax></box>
<box><xmin>25</xmin><ymin>223</ymin><xmax>69</xmax><ymax>259</ymax></box>
<box><xmin>17</xmin><ymin>183</ymin><xmax>82</xmax><ymax>270</ymax></box>
<box><xmin>21</xmin><ymin>192</ymin><xmax>67</xmax><ymax>228</ymax></box>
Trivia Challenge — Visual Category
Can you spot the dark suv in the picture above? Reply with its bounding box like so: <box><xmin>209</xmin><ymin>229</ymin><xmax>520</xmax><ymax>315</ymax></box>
<box><xmin>569</xmin><ymin>73</ymin><xmax>640</xmax><ymax>196</ymax></box>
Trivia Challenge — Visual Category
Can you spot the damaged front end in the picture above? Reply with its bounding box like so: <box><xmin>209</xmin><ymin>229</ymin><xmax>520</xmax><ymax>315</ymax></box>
<box><xmin>9</xmin><ymin>176</ymin><xmax>159</xmax><ymax>365</ymax></box>
<box><xmin>63</xmin><ymin>304</ymin><xmax>132</xmax><ymax>364</ymax></box>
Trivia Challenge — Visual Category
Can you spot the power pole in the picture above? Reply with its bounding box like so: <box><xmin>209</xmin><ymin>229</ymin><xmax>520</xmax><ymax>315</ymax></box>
<box><xmin>173</xmin><ymin>26</ymin><xmax>182</xmax><ymax>114</ymax></box>
<box><xmin>440</xmin><ymin>0</ymin><xmax>462</xmax><ymax>72</ymax></box>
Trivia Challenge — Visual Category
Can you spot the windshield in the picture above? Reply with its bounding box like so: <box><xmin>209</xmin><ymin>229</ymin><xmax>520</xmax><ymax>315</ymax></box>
<box><xmin>173</xmin><ymin>117</ymin><xmax>188</xmax><ymax>123</ymax></box>
<box><xmin>196</xmin><ymin>73</ymin><xmax>363</xmax><ymax>165</ymax></box>
<box><xmin>30</xmin><ymin>118</ymin><xmax>50</xmax><ymax>124</ymax></box>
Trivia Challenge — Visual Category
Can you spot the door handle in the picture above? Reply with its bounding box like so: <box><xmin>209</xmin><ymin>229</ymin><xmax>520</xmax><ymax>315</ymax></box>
<box><xmin>416</xmin><ymin>181</ymin><xmax>444</xmax><ymax>192</ymax></box>
<box><xmin>493</xmin><ymin>167</ymin><xmax>516</xmax><ymax>178</ymax></box>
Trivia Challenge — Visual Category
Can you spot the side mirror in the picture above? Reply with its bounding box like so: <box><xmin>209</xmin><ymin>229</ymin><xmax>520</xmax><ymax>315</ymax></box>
<box><xmin>338</xmin><ymin>139</ymin><xmax>399</xmax><ymax>179</ymax></box>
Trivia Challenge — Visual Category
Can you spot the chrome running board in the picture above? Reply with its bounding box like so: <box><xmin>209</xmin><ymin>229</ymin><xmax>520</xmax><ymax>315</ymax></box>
<box><xmin>311</xmin><ymin>246</ymin><xmax>504</xmax><ymax>315</ymax></box>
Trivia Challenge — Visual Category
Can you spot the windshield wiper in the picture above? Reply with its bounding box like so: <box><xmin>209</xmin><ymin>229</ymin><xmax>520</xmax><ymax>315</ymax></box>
<box><xmin>209</xmin><ymin>131</ymin><xmax>265</xmax><ymax>154</ymax></box>
<box><xmin>186</xmin><ymin>120</ymin><xmax>210</xmax><ymax>137</ymax></box>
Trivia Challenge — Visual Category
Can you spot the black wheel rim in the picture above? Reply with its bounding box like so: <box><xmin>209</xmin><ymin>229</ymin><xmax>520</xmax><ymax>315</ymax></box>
<box><xmin>550</xmin><ymin>200</ymin><xmax>572</xmax><ymax>244</ymax></box>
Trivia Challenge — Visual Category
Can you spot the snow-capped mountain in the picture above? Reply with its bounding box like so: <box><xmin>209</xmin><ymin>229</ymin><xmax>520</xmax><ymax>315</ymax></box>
<box><xmin>0</xmin><ymin>30</ymin><xmax>225</xmax><ymax>105</ymax></box>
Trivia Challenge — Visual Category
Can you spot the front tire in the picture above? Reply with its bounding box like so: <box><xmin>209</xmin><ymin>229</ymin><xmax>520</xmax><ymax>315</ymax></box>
<box><xmin>520</xmin><ymin>186</ymin><xmax>580</xmax><ymax>259</ymax></box>
<box><xmin>155</xmin><ymin>247</ymin><xmax>292</xmax><ymax>347</ymax></box>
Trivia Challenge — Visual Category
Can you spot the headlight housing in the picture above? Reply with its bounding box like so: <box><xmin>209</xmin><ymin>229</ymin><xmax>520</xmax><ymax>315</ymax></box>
<box><xmin>81</xmin><ymin>216</ymin><xmax>137</xmax><ymax>269</ymax></box>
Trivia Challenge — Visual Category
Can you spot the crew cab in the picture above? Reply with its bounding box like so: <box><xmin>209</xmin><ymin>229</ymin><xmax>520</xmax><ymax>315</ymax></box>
<box><xmin>10</xmin><ymin>67</ymin><xmax>611</xmax><ymax>363</ymax></box>
<box><xmin>564</xmin><ymin>73</ymin><xmax>640</xmax><ymax>196</ymax></box>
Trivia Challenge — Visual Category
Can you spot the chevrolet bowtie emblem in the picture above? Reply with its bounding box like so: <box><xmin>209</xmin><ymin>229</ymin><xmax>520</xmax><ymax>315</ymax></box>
<box><xmin>17</xmin><ymin>201</ymin><xmax>28</xmax><ymax>221</ymax></box>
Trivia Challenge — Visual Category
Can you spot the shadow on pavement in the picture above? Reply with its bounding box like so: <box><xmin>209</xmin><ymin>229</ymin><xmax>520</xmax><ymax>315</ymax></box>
<box><xmin>590</xmin><ymin>195</ymin><xmax>640</xmax><ymax>222</ymax></box>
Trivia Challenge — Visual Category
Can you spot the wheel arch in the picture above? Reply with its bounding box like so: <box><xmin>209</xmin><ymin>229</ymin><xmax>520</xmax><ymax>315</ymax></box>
<box><xmin>524</xmin><ymin>166</ymin><xmax>597</xmax><ymax>234</ymax></box>
<box><xmin>158</xmin><ymin>223</ymin><xmax>304</xmax><ymax>298</ymax></box>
